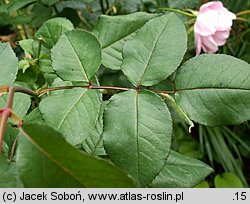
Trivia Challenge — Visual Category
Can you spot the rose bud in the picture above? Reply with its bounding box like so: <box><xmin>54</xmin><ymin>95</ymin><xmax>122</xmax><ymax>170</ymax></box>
<box><xmin>194</xmin><ymin>1</ymin><xmax>236</xmax><ymax>55</ymax></box>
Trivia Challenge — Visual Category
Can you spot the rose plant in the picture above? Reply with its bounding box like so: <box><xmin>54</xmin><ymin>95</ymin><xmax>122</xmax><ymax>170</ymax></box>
<box><xmin>0</xmin><ymin>3</ymin><xmax>250</xmax><ymax>188</ymax></box>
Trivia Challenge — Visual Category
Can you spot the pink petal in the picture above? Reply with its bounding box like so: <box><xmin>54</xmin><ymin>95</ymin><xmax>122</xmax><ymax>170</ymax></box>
<box><xmin>212</xmin><ymin>30</ymin><xmax>230</xmax><ymax>46</ymax></box>
<box><xmin>194</xmin><ymin>33</ymin><xmax>202</xmax><ymax>56</ymax></box>
<box><xmin>199</xmin><ymin>1</ymin><xmax>224</xmax><ymax>13</ymax></box>
<box><xmin>216</xmin><ymin>9</ymin><xmax>236</xmax><ymax>30</ymax></box>
<box><xmin>201</xmin><ymin>36</ymin><xmax>218</xmax><ymax>53</ymax></box>
<box><xmin>222</xmin><ymin>8</ymin><xmax>237</xmax><ymax>20</ymax></box>
<box><xmin>194</xmin><ymin>11</ymin><xmax>218</xmax><ymax>36</ymax></box>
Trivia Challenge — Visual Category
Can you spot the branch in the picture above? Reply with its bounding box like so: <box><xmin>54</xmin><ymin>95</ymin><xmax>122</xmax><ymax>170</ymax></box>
<box><xmin>10</xmin><ymin>135</ymin><xmax>18</xmax><ymax>161</ymax></box>
<box><xmin>105</xmin><ymin>0</ymin><xmax>110</xmax><ymax>10</ymax></box>
<box><xmin>0</xmin><ymin>85</ymin><xmax>176</xmax><ymax>97</ymax></box>
<box><xmin>99</xmin><ymin>0</ymin><xmax>105</xmax><ymax>14</ymax></box>
<box><xmin>0</xmin><ymin>84</ymin><xmax>176</xmax><ymax>154</ymax></box>
<box><xmin>0</xmin><ymin>86</ymin><xmax>34</xmax><ymax>153</ymax></box>
<box><xmin>0</xmin><ymin>87</ymin><xmax>15</xmax><ymax>153</ymax></box>
<box><xmin>37</xmin><ymin>85</ymin><xmax>130</xmax><ymax>96</ymax></box>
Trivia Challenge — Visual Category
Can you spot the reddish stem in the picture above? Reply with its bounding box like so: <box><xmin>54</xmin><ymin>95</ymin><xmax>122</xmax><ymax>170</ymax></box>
<box><xmin>0</xmin><ymin>108</ymin><xmax>11</xmax><ymax>153</ymax></box>
<box><xmin>0</xmin><ymin>84</ymin><xmax>176</xmax><ymax>155</ymax></box>
<box><xmin>0</xmin><ymin>86</ymin><xmax>17</xmax><ymax>154</ymax></box>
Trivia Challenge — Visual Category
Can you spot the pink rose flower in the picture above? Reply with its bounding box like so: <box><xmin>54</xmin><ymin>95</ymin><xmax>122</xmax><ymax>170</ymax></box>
<box><xmin>194</xmin><ymin>1</ymin><xmax>236</xmax><ymax>55</ymax></box>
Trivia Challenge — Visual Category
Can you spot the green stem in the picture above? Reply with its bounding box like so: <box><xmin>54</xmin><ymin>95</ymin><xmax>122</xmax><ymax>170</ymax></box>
<box><xmin>37</xmin><ymin>85</ymin><xmax>130</xmax><ymax>96</ymax></box>
<box><xmin>1</xmin><ymin>85</ymin><xmax>178</xmax><ymax>97</ymax></box>
<box><xmin>10</xmin><ymin>135</ymin><xmax>18</xmax><ymax>161</ymax></box>
<box><xmin>161</xmin><ymin>93</ymin><xmax>194</xmax><ymax>132</ymax></box>
<box><xmin>37</xmin><ymin>38</ymin><xmax>43</xmax><ymax>58</ymax></box>
<box><xmin>236</xmin><ymin>17</ymin><xmax>248</xmax><ymax>22</ymax></box>
<box><xmin>105</xmin><ymin>0</ymin><xmax>110</xmax><ymax>10</ymax></box>
<box><xmin>6</xmin><ymin>87</ymin><xmax>15</xmax><ymax>109</ymax></box>
<box><xmin>14</xmin><ymin>86</ymin><xmax>38</xmax><ymax>97</ymax></box>
<box><xmin>222</xmin><ymin>127</ymin><xmax>250</xmax><ymax>153</ymax></box>
<box><xmin>78</xmin><ymin>11</ymin><xmax>92</xmax><ymax>30</ymax></box>
<box><xmin>53</xmin><ymin>4</ymin><xmax>60</xmax><ymax>15</ymax></box>
<box><xmin>99</xmin><ymin>0</ymin><xmax>105</xmax><ymax>14</ymax></box>
<box><xmin>22</xmin><ymin>24</ymin><xmax>29</xmax><ymax>39</ymax></box>
<box><xmin>237</xmin><ymin>10</ymin><xmax>250</xmax><ymax>16</ymax></box>
<box><xmin>158</xmin><ymin>8</ymin><xmax>196</xmax><ymax>17</ymax></box>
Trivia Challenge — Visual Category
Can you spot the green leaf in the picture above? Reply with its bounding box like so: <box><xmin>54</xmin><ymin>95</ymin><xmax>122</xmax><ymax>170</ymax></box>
<box><xmin>0</xmin><ymin>43</ymin><xmax>18</xmax><ymax>85</ymax></box>
<box><xmin>19</xmin><ymin>39</ymin><xmax>36</xmax><ymax>56</ymax></box>
<box><xmin>17</xmin><ymin>123</ymin><xmax>135</xmax><ymax>187</ymax></box>
<box><xmin>0</xmin><ymin>12</ymin><xmax>29</xmax><ymax>27</ymax></box>
<box><xmin>0</xmin><ymin>156</ymin><xmax>23</xmax><ymax>187</ymax></box>
<box><xmin>52</xmin><ymin>30</ymin><xmax>101</xmax><ymax>82</ymax></box>
<box><xmin>122</xmin><ymin>0</ymin><xmax>143</xmax><ymax>13</ymax></box>
<box><xmin>18</xmin><ymin>59</ymin><xmax>31</xmax><ymax>73</ymax></box>
<box><xmin>178</xmin><ymin>137</ymin><xmax>203</xmax><ymax>159</ymax></box>
<box><xmin>82</xmin><ymin>102</ymin><xmax>107</xmax><ymax>156</ymax></box>
<box><xmin>103</xmin><ymin>90</ymin><xmax>172</xmax><ymax>187</ymax></box>
<box><xmin>30</xmin><ymin>3</ymin><xmax>53</xmax><ymax>28</ymax></box>
<box><xmin>175</xmin><ymin>54</ymin><xmax>250</xmax><ymax>126</ymax></box>
<box><xmin>214</xmin><ymin>172</ymin><xmax>244</xmax><ymax>188</ymax></box>
<box><xmin>56</xmin><ymin>0</ymin><xmax>86</xmax><ymax>12</ymax></box>
<box><xmin>2</xmin><ymin>124</ymin><xmax>18</xmax><ymax>155</ymax></box>
<box><xmin>0</xmin><ymin>93</ymin><xmax>30</xmax><ymax>117</ymax></box>
<box><xmin>33</xmin><ymin>18</ymin><xmax>74</xmax><ymax>73</ymax></box>
<box><xmin>47</xmin><ymin>77</ymin><xmax>73</xmax><ymax>96</ymax></box>
<box><xmin>39</xmin><ymin>88</ymin><xmax>101</xmax><ymax>145</ymax></box>
<box><xmin>100</xmin><ymin>71</ymin><xmax>133</xmax><ymax>89</ymax></box>
<box><xmin>121</xmin><ymin>13</ymin><xmax>187</xmax><ymax>86</ymax></box>
<box><xmin>195</xmin><ymin>180</ymin><xmax>210</xmax><ymax>188</ymax></box>
<box><xmin>19</xmin><ymin>40</ymin><xmax>51</xmax><ymax>66</ymax></box>
<box><xmin>168</xmin><ymin>0</ymin><xmax>199</xmax><ymax>9</ymax></box>
<box><xmin>149</xmin><ymin>151</ymin><xmax>213</xmax><ymax>188</ymax></box>
<box><xmin>93</xmin><ymin>12</ymin><xmax>158</xmax><ymax>70</ymax></box>
<box><xmin>41</xmin><ymin>0</ymin><xmax>59</xmax><ymax>6</ymax></box>
<box><xmin>35</xmin><ymin>17</ymin><xmax>74</xmax><ymax>50</ymax></box>
<box><xmin>38</xmin><ymin>55</ymin><xmax>53</xmax><ymax>73</ymax></box>
<box><xmin>0</xmin><ymin>0</ymin><xmax>36</xmax><ymax>13</ymax></box>
<box><xmin>23</xmin><ymin>108</ymin><xmax>45</xmax><ymax>125</ymax></box>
